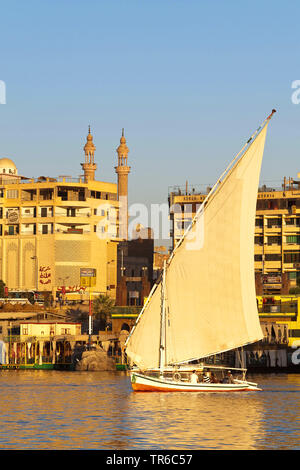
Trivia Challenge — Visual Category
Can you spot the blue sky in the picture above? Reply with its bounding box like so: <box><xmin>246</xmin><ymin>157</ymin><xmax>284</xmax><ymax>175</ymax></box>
<box><xmin>1</xmin><ymin>0</ymin><xmax>300</xmax><ymax>211</ymax></box>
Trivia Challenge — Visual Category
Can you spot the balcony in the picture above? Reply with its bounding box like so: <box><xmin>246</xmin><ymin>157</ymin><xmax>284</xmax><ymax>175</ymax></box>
<box><xmin>263</xmin><ymin>261</ymin><xmax>282</xmax><ymax>269</ymax></box>
<box><xmin>264</xmin><ymin>226</ymin><xmax>282</xmax><ymax>233</ymax></box>
<box><xmin>264</xmin><ymin>245</ymin><xmax>282</xmax><ymax>254</ymax></box>
<box><xmin>55</xmin><ymin>228</ymin><xmax>90</xmax><ymax>235</ymax></box>
<box><xmin>259</xmin><ymin>302</ymin><xmax>297</xmax><ymax>315</ymax></box>
<box><xmin>55</xmin><ymin>215</ymin><xmax>91</xmax><ymax>225</ymax></box>
<box><xmin>283</xmin><ymin>243</ymin><xmax>300</xmax><ymax>250</ymax></box>
<box><xmin>54</xmin><ymin>197</ymin><xmax>89</xmax><ymax>207</ymax></box>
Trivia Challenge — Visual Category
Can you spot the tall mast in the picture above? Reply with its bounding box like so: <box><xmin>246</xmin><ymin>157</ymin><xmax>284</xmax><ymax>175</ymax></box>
<box><xmin>159</xmin><ymin>260</ymin><xmax>167</xmax><ymax>375</ymax></box>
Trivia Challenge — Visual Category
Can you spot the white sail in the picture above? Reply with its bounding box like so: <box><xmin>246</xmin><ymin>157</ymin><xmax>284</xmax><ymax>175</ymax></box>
<box><xmin>126</xmin><ymin>282</ymin><xmax>162</xmax><ymax>370</ymax></box>
<box><xmin>126</xmin><ymin>121</ymin><xmax>269</xmax><ymax>370</ymax></box>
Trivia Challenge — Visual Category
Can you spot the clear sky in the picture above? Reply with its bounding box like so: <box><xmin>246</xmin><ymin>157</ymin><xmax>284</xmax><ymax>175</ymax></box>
<box><xmin>1</xmin><ymin>0</ymin><xmax>300</xmax><ymax>213</ymax></box>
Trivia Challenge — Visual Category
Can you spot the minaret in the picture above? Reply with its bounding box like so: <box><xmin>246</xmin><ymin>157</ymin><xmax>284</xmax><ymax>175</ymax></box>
<box><xmin>81</xmin><ymin>126</ymin><xmax>97</xmax><ymax>182</ymax></box>
<box><xmin>115</xmin><ymin>129</ymin><xmax>131</xmax><ymax>239</ymax></box>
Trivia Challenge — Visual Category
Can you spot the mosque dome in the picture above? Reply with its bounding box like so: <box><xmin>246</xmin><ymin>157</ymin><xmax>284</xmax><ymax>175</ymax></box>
<box><xmin>0</xmin><ymin>157</ymin><xmax>18</xmax><ymax>175</ymax></box>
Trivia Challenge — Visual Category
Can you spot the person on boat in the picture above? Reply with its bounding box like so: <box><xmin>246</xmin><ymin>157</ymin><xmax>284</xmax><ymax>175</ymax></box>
<box><xmin>222</xmin><ymin>370</ymin><xmax>234</xmax><ymax>384</ymax></box>
<box><xmin>210</xmin><ymin>372</ymin><xmax>218</xmax><ymax>383</ymax></box>
<box><xmin>227</xmin><ymin>370</ymin><xmax>234</xmax><ymax>383</ymax></box>
<box><xmin>190</xmin><ymin>370</ymin><xmax>198</xmax><ymax>384</ymax></box>
<box><xmin>203</xmin><ymin>369</ymin><xmax>211</xmax><ymax>383</ymax></box>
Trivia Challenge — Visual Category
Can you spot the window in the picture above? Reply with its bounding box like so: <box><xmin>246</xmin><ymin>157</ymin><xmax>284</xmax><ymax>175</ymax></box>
<box><xmin>267</xmin><ymin>236</ymin><xmax>281</xmax><ymax>245</ymax></box>
<box><xmin>267</xmin><ymin>218</ymin><xmax>281</xmax><ymax>228</ymax></box>
<box><xmin>40</xmin><ymin>189</ymin><xmax>53</xmax><ymax>201</ymax></box>
<box><xmin>289</xmin><ymin>329</ymin><xmax>300</xmax><ymax>338</ymax></box>
<box><xmin>79</xmin><ymin>190</ymin><xmax>85</xmax><ymax>201</ymax></box>
<box><xmin>61</xmin><ymin>328</ymin><xmax>70</xmax><ymax>335</ymax></box>
<box><xmin>42</xmin><ymin>225</ymin><xmax>48</xmax><ymax>234</ymax></box>
<box><xmin>285</xmin><ymin>218</ymin><xmax>300</xmax><ymax>226</ymax></box>
<box><xmin>255</xmin><ymin>236</ymin><xmax>263</xmax><ymax>245</ymax></box>
<box><xmin>286</xmin><ymin>235</ymin><xmax>300</xmax><ymax>244</ymax></box>
<box><xmin>265</xmin><ymin>254</ymin><xmax>281</xmax><ymax>261</ymax></box>
<box><xmin>288</xmin><ymin>200</ymin><xmax>297</xmax><ymax>208</ymax></box>
<box><xmin>284</xmin><ymin>252</ymin><xmax>300</xmax><ymax>263</ymax></box>
<box><xmin>58</xmin><ymin>188</ymin><xmax>68</xmax><ymax>201</ymax></box>
<box><xmin>254</xmin><ymin>255</ymin><xmax>262</xmax><ymax>261</ymax></box>
<box><xmin>6</xmin><ymin>189</ymin><xmax>18</xmax><ymax>199</ymax></box>
<box><xmin>67</xmin><ymin>208</ymin><xmax>76</xmax><ymax>217</ymax></box>
<box><xmin>41</xmin><ymin>207</ymin><xmax>47</xmax><ymax>217</ymax></box>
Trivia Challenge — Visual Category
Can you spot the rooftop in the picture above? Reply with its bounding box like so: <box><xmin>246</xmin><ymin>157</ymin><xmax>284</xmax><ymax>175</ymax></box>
<box><xmin>168</xmin><ymin>176</ymin><xmax>300</xmax><ymax>198</ymax></box>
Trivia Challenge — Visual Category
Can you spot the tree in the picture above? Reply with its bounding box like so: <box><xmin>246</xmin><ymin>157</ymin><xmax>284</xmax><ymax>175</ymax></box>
<box><xmin>0</xmin><ymin>280</ymin><xmax>6</xmax><ymax>297</ymax></box>
<box><xmin>93</xmin><ymin>294</ymin><xmax>115</xmax><ymax>330</ymax></box>
<box><xmin>289</xmin><ymin>287</ymin><xmax>300</xmax><ymax>295</ymax></box>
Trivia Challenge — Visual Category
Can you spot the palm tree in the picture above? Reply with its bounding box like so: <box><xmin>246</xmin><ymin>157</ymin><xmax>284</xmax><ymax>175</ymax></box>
<box><xmin>93</xmin><ymin>294</ymin><xmax>115</xmax><ymax>330</ymax></box>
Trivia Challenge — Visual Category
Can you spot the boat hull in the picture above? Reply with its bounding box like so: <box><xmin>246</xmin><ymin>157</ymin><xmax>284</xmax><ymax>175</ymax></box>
<box><xmin>130</xmin><ymin>372</ymin><xmax>261</xmax><ymax>392</ymax></box>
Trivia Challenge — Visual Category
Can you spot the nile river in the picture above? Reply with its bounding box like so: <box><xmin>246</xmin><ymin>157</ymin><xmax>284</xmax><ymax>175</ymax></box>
<box><xmin>0</xmin><ymin>371</ymin><xmax>299</xmax><ymax>450</ymax></box>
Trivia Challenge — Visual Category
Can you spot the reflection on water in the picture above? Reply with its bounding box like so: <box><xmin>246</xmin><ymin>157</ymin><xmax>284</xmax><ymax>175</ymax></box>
<box><xmin>0</xmin><ymin>371</ymin><xmax>299</xmax><ymax>449</ymax></box>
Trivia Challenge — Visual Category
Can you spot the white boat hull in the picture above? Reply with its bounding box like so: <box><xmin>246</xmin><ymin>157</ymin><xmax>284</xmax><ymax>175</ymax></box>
<box><xmin>130</xmin><ymin>372</ymin><xmax>261</xmax><ymax>392</ymax></box>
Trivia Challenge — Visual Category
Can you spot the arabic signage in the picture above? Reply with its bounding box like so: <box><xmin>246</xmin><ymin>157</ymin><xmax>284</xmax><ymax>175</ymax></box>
<box><xmin>39</xmin><ymin>265</ymin><xmax>52</xmax><ymax>286</ymax></box>
<box><xmin>57</xmin><ymin>285</ymin><xmax>86</xmax><ymax>293</ymax></box>
<box><xmin>263</xmin><ymin>274</ymin><xmax>282</xmax><ymax>284</ymax></box>
<box><xmin>7</xmin><ymin>209</ymin><xmax>19</xmax><ymax>223</ymax></box>
<box><xmin>80</xmin><ymin>268</ymin><xmax>96</xmax><ymax>287</ymax></box>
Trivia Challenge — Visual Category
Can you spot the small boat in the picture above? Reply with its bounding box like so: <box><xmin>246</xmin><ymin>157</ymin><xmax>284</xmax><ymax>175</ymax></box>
<box><xmin>125</xmin><ymin>110</ymin><xmax>276</xmax><ymax>392</ymax></box>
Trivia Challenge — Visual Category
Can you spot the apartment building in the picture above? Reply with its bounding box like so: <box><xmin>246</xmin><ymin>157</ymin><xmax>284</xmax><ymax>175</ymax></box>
<box><xmin>0</xmin><ymin>128</ymin><xmax>131</xmax><ymax>302</ymax></box>
<box><xmin>169</xmin><ymin>175</ymin><xmax>300</xmax><ymax>295</ymax></box>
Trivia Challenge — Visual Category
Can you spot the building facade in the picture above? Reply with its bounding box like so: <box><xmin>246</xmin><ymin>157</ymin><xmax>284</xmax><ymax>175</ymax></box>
<box><xmin>116</xmin><ymin>228</ymin><xmax>154</xmax><ymax>306</ymax></box>
<box><xmin>169</xmin><ymin>175</ymin><xmax>300</xmax><ymax>295</ymax></box>
<box><xmin>0</xmin><ymin>128</ymin><xmax>130</xmax><ymax>302</ymax></box>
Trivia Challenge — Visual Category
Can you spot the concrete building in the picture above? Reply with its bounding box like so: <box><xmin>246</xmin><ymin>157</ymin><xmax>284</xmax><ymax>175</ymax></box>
<box><xmin>254</xmin><ymin>176</ymin><xmax>300</xmax><ymax>294</ymax></box>
<box><xmin>116</xmin><ymin>227</ymin><xmax>153</xmax><ymax>306</ymax></box>
<box><xmin>19</xmin><ymin>321</ymin><xmax>81</xmax><ymax>341</ymax></box>
<box><xmin>169</xmin><ymin>175</ymin><xmax>300</xmax><ymax>295</ymax></box>
<box><xmin>153</xmin><ymin>246</ymin><xmax>170</xmax><ymax>282</ymax></box>
<box><xmin>0</xmin><ymin>128</ymin><xmax>131</xmax><ymax>302</ymax></box>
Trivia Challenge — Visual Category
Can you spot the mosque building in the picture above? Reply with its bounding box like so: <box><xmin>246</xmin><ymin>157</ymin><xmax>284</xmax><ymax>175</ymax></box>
<box><xmin>0</xmin><ymin>128</ymin><xmax>131</xmax><ymax>302</ymax></box>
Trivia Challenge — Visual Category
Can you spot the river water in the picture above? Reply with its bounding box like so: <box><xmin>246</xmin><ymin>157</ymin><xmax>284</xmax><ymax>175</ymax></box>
<box><xmin>0</xmin><ymin>371</ymin><xmax>299</xmax><ymax>450</ymax></box>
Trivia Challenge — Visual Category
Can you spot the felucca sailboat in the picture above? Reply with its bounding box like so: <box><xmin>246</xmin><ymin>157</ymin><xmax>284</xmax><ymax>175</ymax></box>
<box><xmin>125</xmin><ymin>110</ymin><xmax>276</xmax><ymax>392</ymax></box>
